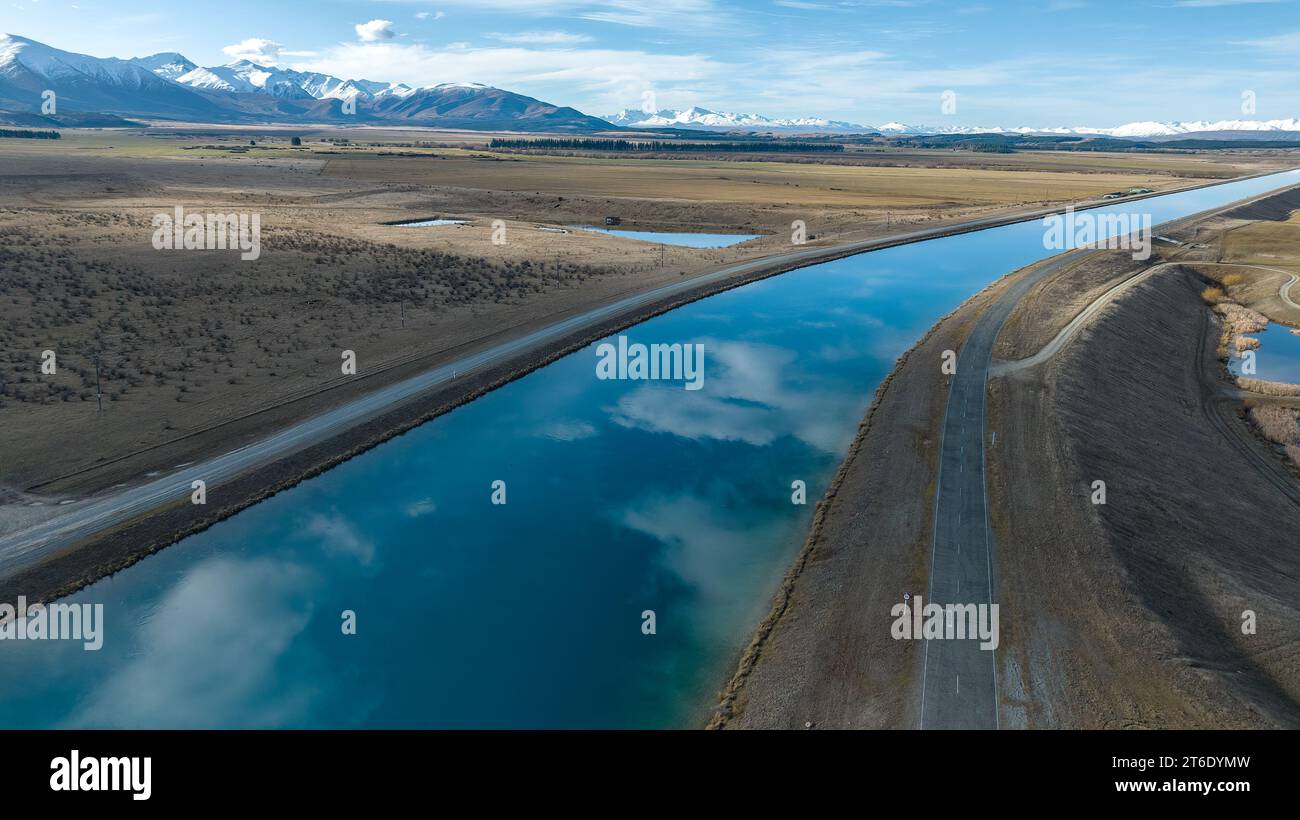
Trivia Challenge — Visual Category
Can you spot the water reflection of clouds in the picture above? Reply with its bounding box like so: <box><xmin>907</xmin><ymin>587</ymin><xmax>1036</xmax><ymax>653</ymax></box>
<box><xmin>405</xmin><ymin>498</ymin><xmax>437</xmax><ymax>518</ymax></box>
<box><xmin>302</xmin><ymin>510</ymin><xmax>377</xmax><ymax>567</ymax></box>
<box><xmin>66</xmin><ymin>556</ymin><xmax>322</xmax><ymax>728</ymax></box>
<box><xmin>621</xmin><ymin>493</ymin><xmax>786</xmax><ymax>626</ymax></box>
<box><xmin>537</xmin><ymin>420</ymin><xmax>598</xmax><ymax>442</ymax></box>
<box><xmin>606</xmin><ymin>339</ymin><xmax>861</xmax><ymax>454</ymax></box>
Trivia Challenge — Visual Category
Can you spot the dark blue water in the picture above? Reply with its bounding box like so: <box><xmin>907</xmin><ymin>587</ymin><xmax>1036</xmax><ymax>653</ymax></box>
<box><xmin>1</xmin><ymin>171</ymin><xmax>1295</xmax><ymax>728</ymax></box>
<box><xmin>1229</xmin><ymin>322</ymin><xmax>1300</xmax><ymax>384</ymax></box>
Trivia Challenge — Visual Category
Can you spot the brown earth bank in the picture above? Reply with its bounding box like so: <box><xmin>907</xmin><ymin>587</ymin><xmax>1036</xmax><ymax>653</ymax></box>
<box><xmin>713</xmin><ymin>185</ymin><xmax>1300</xmax><ymax>729</ymax></box>
<box><xmin>989</xmin><ymin>267</ymin><xmax>1300</xmax><ymax>728</ymax></box>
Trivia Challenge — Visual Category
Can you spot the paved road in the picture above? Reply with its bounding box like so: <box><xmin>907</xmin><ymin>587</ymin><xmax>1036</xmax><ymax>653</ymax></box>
<box><xmin>1281</xmin><ymin>271</ymin><xmax>1300</xmax><ymax>311</ymax></box>
<box><xmin>990</xmin><ymin>261</ymin><xmax>1175</xmax><ymax>377</ymax></box>
<box><xmin>0</xmin><ymin>206</ymin><xmax>1114</xmax><ymax>580</ymax></box>
<box><xmin>919</xmin><ymin>249</ymin><xmax>1087</xmax><ymax>730</ymax></box>
<box><xmin>993</xmin><ymin>261</ymin><xmax>1300</xmax><ymax>377</ymax></box>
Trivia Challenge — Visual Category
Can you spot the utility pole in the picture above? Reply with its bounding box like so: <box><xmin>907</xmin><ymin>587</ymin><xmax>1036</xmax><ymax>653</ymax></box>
<box><xmin>94</xmin><ymin>351</ymin><xmax>103</xmax><ymax>414</ymax></box>
<box><xmin>660</xmin><ymin>243</ymin><xmax>665</xmax><ymax>267</ymax></box>
<box><xmin>400</xmin><ymin>300</ymin><xmax>405</xmax><ymax>328</ymax></box>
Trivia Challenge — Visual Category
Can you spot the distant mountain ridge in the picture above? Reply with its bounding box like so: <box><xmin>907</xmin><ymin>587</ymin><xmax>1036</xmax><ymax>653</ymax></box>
<box><xmin>606</xmin><ymin>106</ymin><xmax>1300</xmax><ymax>140</ymax></box>
<box><xmin>7</xmin><ymin>33</ymin><xmax>1300</xmax><ymax>139</ymax></box>
<box><xmin>0</xmin><ymin>33</ymin><xmax>613</xmax><ymax>131</ymax></box>
<box><xmin>602</xmin><ymin>106</ymin><xmax>868</xmax><ymax>132</ymax></box>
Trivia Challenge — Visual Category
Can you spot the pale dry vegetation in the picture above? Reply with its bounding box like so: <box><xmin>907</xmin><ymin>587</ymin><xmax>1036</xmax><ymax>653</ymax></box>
<box><xmin>1237</xmin><ymin>376</ymin><xmax>1300</xmax><ymax>396</ymax></box>
<box><xmin>1245</xmin><ymin>403</ymin><xmax>1300</xmax><ymax>469</ymax></box>
<box><xmin>1212</xmin><ymin>298</ymin><xmax>1271</xmax><ymax>359</ymax></box>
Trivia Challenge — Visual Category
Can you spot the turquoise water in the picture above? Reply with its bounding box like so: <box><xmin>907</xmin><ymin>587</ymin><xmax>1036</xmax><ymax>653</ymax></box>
<box><xmin>572</xmin><ymin>226</ymin><xmax>762</xmax><ymax>247</ymax></box>
<box><xmin>1</xmin><ymin>171</ymin><xmax>1296</xmax><ymax>728</ymax></box>
<box><xmin>1229</xmin><ymin>323</ymin><xmax>1300</xmax><ymax>384</ymax></box>
<box><xmin>396</xmin><ymin>219</ymin><xmax>467</xmax><ymax>227</ymax></box>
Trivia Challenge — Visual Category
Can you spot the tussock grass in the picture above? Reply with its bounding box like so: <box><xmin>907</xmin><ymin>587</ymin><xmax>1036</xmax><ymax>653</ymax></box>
<box><xmin>1212</xmin><ymin>299</ymin><xmax>1270</xmax><ymax>359</ymax></box>
<box><xmin>1247</xmin><ymin>404</ymin><xmax>1300</xmax><ymax>446</ymax></box>
<box><xmin>1238</xmin><ymin>376</ymin><xmax>1300</xmax><ymax>396</ymax></box>
<box><xmin>1214</xmin><ymin>301</ymin><xmax>1270</xmax><ymax>333</ymax></box>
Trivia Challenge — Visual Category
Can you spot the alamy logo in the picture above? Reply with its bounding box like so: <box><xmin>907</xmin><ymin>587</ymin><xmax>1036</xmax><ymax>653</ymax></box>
<box><xmin>1042</xmin><ymin>206</ymin><xmax>1151</xmax><ymax>261</ymax></box>
<box><xmin>50</xmin><ymin>750</ymin><xmax>151</xmax><ymax>801</ymax></box>
<box><xmin>151</xmin><ymin>206</ymin><xmax>261</xmax><ymax>260</ymax></box>
<box><xmin>0</xmin><ymin>597</ymin><xmax>103</xmax><ymax>650</ymax></box>
<box><xmin>595</xmin><ymin>335</ymin><xmax>704</xmax><ymax>391</ymax></box>
<box><xmin>891</xmin><ymin>595</ymin><xmax>999</xmax><ymax>650</ymax></box>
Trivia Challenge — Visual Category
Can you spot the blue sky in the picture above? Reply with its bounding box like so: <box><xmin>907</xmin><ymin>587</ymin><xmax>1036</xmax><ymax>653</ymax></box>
<box><xmin>7</xmin><ymin>0</ymin><xmax>1300</xmax><ymax>126</ymax></box>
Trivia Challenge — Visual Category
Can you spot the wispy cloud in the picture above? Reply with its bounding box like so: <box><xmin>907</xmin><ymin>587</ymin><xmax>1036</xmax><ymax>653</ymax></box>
<box><xmin>1174</xmin><ymin>0</ymin><xmax>1286</xmax><ymax>7</ymax></box>
<box><xmin>487</xmin><ymin>30</ymin><xmax>594</xmax><ymax>44</ymax></box>
<box><xmin>1237</xmin><ymin>29</ymin><xmax>1300</xmax><ymax>51</ymax></box>
<box><xmin>407</xmin><ymin>0</ymin><xmax>735</xmax><ymax>30</ymax></box>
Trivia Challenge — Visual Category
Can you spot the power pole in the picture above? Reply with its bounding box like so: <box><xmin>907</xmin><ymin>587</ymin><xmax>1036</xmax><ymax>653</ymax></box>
<box><xmin>94</xmin><ymin>351</ymin><xmax>103</xmax><ymax>414</ymax></box>
<box><xmin>400</xmin><ymin>300</ymin><xmax>405</xmax><ymax>328</ymax></box>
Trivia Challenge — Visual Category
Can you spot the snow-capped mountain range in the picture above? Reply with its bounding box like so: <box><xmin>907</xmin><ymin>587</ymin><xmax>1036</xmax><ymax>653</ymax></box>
<box><xmin>603</xmin><ymin>106</ymin><xmax>867</xmax><ymax>131</ymax></box>
<box><xmin>607</xmin><ymin>106</ymin><xmax>1300</xmax><ymax>139</ymax></box>
<box><xmin>0</xmin><ymin>33</ymin><xmax>609</xmax><ymax>130</ymax></box>
<box><xmin>148</xmin><ymin>58</ymin><xmax>418</xmax><ymax>102</ymax></box>
<box><xmin>4</xmin><ymin>32</ymin><xmax>1300</xmax><ymax>139</ymax></box>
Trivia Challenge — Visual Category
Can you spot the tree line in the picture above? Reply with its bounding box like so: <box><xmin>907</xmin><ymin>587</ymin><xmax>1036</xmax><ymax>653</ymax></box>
<box><xmin>0</xmin><ymin>129</ymin><xmax>61</xmax><ymax>140</ymax></box>
<box><xmin>489</xmin><ymin>138</ymin><xmax>841</xmax><ymax>153</ymax></box>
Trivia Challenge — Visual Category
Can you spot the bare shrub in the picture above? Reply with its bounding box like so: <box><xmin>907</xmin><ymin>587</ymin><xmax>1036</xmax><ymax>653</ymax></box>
<box><xmin>1238</xmin><ymin>377</ymin><xmax>1300</xmax><ymax>396</ymax></box>
<box><xmin>1214</xmin><ymin>301</ymin><xmax>1269</xmax><ymax>334</ymax></box>
<box><xmin>1247</xmin><ymin>404</ymin><xmax>1300</xmax><ymax>446</ymax></box>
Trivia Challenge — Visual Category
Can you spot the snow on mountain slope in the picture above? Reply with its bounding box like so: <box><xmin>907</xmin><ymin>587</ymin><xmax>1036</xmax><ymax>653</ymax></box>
<box><xmin>127</xmin><ymin>52</ymin><xmax>197</xmax><ymax>81</ymax></box>
<box><xmin>604</xmin><ymin>106</ymin><xmax>868</xmax><ymax>131</ymax></box>
<box><xmin>1</xmin><ymin>33</ymin><xmax>165</xmax><ymax>88</ymax></box>
<box><xmin>603</xmin><ymin>103</ymin><xmax>1300</xmax><ymax>138</ymax></box>
<box><xmin>172</xmin><ymin>60</ymin><xmax>413</xmax><ymax>101</ymax></box>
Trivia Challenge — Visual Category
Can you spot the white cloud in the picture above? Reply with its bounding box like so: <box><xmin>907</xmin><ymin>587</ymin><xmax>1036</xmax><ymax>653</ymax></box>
<box><xmin>292</xmin><ymin>41</ymin><xmax>716</xmax><ymax>112</ymax></box>
<box><xmin>355</xmin><ymin>19</ymin><xmax>397</xmax><ymax>42</ymax></box>
<box><xmin>422</xmin><ymin>0</ymin><xmax>733</xmax><ymax>30</ymax></box>
<box><xmin>1176</xmin><ymin>0</ymin><xmax>1283</xmax><ymax>6</ymax></box>
<box><xmin>221</xmin><ymin>37</ymin><xmax>284</xmax><ymax>64</ymax></box>
<box><xmin>1238</xmin><ymin>30</ymin><xmax>1300</xmax><ymax>52</ymax></box>
<box><xmin>487</xmin><ymin>30</ymin><xmax>594</xmax><ymax>44</ymax></box>
<box><xmin>416</xmin><ymin>11</ymin><xmax>446</xmax><ymax>19</ymax></box>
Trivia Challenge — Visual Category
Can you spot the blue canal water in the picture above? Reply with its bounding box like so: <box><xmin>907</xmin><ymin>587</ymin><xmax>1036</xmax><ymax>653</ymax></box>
<box><xmin>1</xmin><ymin>171</ymin><xmax>1296</xmax><ymax>728</ymax></box>
<box><xmin>571</xmin><ymin>226</ymin><xmax>763</xmax><ymax>248</ymax></box>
